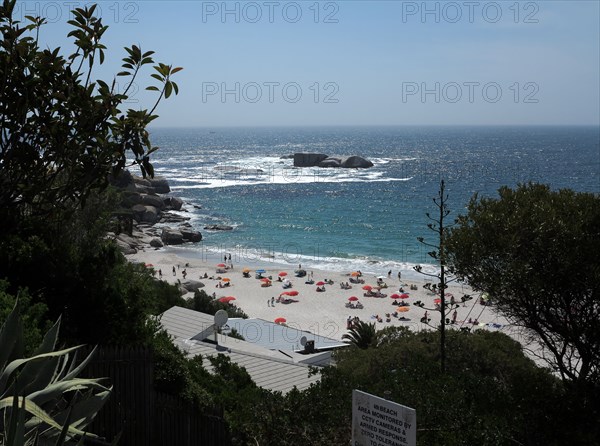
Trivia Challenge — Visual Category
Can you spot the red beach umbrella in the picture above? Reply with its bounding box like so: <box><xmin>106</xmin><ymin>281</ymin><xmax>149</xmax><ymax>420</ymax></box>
<box><xmin>316</xmin><ymin>281</ymin><xmax>326</xmax><ymax>286</ymax></box>
<box><xmin>274</xmin><ymin>317</ymin><xmax>286</xmax><ymax>324</ymax></box>
<box><xmin>362</xmin><ymin>285</ymin><xmax>372</xmax><ymax>291</ymax></box>
<box><xmin>286</xmin><ymin>290</ymin><xmax>299</xmax><ymax>296</ymax></box>
<box><xmin>217</xmin><ymin>263</ymin><xmax>226</xmax><ymax>268</ymax></box>
<box><xmin>278</xmin><ymin>272</ymin><xmax>288</xmax><ymax>277</ymax></box>
<box><xmin>434</xmin><ymin>298</ymin><xmax>442</xmax><ymax>305</ymax></box>
<box><xmin>348</xmin><ymin>296</ymin><xmax>359</xmax><ymax>302</ymax></box>
<box><xmin>399</xmin><ymin>293</ymin><xmax>410</xmax><ymax>299</ymax></box>
<box><xmin>218</xmin><ymin>296</ymin><xmax>236</xmax><ymax>303</ymax></box>
<box><xmin>390</xmin><ymin>293</ymin><xmax>401</xmax><ymax>299</ymax></box>
<box><xmin>145</xmin><ymin>263</ymin><xmax>154</xmax><ymax>268</ymax></box>
<box><xmin>260</xmin><ymin>277</ymin><xmax>271</xmax><ymax>282</ymax></box>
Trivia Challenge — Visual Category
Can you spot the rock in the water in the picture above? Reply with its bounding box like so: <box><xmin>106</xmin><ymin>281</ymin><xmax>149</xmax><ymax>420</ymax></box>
<box><xmin>180</xmin><ymin>227</ymin><xmax>202</xmax><ymax>242</ymax></box>
<box><xmin>204</xmin><ymin>224</ymin><xmax>234</xmax><ymax>231</ymax></box>
<box><xmin>341</xmin><ymin>155</ymin><xmax>374</xmax><ymax>168</ymax></box>
<box><xmin>293</xmin><ymin>153</ymin><xmax>329</xmax><ymax>167</ymax></box>
<box><xmin>149</xmin><ymin>237</ymin><xmax>164</xmax><ymax>248</ymax></box>
<box><xmin>169</xmin><ymin>196</ymin><xmax>184</xmax><ymax>211</ymax></box>
<box><xmin>161</xmin><ymin>228</ymin><xmax>185</xmax><ymax>245</ymax></box>
<box><xmin>318</xmin><ymin>157</ymin><xmax>342</xmax><ymax>168</ymax></box>
<box><xmin>131</xmin><ymin>204</ymin><xmax>147</xmax><ymax>222</ymax></box>
<box><xmin>141</xmin><ymin>194</ymin><xmax>165</xmax><ymax>210</ymax></box>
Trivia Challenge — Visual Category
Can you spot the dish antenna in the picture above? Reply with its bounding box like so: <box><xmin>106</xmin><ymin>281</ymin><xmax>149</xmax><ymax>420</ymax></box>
<box><xmin>300</xmin><ymin>336</ymin><xmax>307</xmax><ymax>347</ymax></box>
<box><xmin>214</xmin><ymin>309</ymin><xmax>228</xmax><ymax>328</ymax></box>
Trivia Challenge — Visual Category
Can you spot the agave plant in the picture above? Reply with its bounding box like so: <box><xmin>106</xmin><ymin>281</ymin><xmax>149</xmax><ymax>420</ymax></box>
<box><xmin>0</xmin><ymin>301</ymin><xmax>111</xmax><ymax>445</ymax></box>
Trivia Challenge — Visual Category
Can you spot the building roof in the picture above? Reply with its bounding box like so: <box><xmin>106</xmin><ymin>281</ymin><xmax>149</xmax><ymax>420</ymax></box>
<box><xmin>160</xmin><ymin>306</ymin><xmax>322</xmax><ymax>393</ymax></box>
<box><xmin>224</xmin><ymin>317</ymin><xmax>348</xmax><ymax>352</ymax></box>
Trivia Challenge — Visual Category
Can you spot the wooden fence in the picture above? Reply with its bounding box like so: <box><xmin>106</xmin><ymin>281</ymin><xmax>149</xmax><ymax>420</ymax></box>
<box><xmin>80</xmin><ymin>346</ymin><xmax>231</xmax><ymax>446</ymax></box>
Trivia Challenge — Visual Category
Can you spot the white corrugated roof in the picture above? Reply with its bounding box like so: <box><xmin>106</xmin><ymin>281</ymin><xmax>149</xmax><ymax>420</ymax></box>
<box><xmin>160</xmin><ymin>306</ymin><xmax>321</xmax><ymax>393</ymax></box>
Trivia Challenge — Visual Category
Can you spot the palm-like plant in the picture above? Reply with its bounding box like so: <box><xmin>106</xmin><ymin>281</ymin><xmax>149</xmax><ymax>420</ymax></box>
<box><xmin>342</xmin><ymin>321</ymin><xmax>377</xmax><ymax>349</ymax></box>
<box><xmin>0</xmin><ymin>301</ymin><xmax>111</xmax><ymax>445</ymax></box>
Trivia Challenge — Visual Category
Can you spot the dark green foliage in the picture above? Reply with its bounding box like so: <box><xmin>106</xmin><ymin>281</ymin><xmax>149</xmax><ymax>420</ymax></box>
<box><xmin>447</xmin><ymin>184</ymin><xmax>600</xmax><ymax>390</ymax></box>
<box><xmin>341</xmin><ymin>320</ymin><xmax>377</xmax><ymax>349</ymax></box>
<box><xmin>188</xmin><ymin>290</ymin><xmax>249</xmax><ymax>319</ymax></box>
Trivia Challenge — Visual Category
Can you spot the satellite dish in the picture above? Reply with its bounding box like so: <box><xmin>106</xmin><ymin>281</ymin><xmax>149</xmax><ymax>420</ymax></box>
<box><xmin>214</xmin><ymin>310</ymin><xmax>228</xmax><ymax>328</ymax></box>
<box><xmin>300</xmin><ymin>336</ymin><xmax>307</xmax><ymax>347</ymax></box>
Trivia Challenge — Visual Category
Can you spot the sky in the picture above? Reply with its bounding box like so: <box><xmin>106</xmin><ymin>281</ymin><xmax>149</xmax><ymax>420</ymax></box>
<box><xmin>16</xmin><ymin>0</ymin><xmax>600</xmax><ymax>127</ymax></box>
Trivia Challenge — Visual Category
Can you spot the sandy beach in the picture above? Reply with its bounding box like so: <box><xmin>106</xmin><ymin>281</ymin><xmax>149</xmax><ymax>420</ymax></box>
<box><xmin>128</xmin><ymin>248</ymin><xmax>510</xmax><ymax>341</ymax></box>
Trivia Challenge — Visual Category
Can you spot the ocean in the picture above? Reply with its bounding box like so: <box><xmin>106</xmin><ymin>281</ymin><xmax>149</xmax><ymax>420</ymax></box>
<box><xmin>147</xmin><ymin>126</ymin><xmax>599</xmax><ymax>277</ymax></box>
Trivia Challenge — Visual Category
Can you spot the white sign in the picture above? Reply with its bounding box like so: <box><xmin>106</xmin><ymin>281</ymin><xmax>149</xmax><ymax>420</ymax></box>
<box><xmin>352</xmin><ymin>389</ymin><xmax>416</xmax><ymax>446</ymax></box>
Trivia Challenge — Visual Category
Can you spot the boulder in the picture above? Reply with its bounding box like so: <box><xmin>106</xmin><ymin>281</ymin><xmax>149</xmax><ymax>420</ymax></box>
<box><xmin>204</xmin><ymin>224</ymin><xmax>234</xmax><ymax>231</ymax></box>
<box><xmin>141</xmin><ymin>194</ymin><xmax>165</xmax><ymax>210</ymax></box>
<box><xmin>161</xmin><ymin>228</ymin><xmax>185</xmax><ymax>245</ymax></box>
<box><xmin>131</xmin><ymin>204</ymin><xmax>147</xmax><ymax>222</ymax></box>
<box><xmin>142</xmin><ymin>206</ymin><xmax>160</xmax><ymax>224</ymax></box>
<box><xmin>318</xmin><ymin>157</ymin><xmax>342</xmax><ymax>168</ymax></box>
<box><xmin>169</xmin><ymin>196</ymin><xmax>184</xmax><ymax>211</ymax></box>
<box><xmin>109</xmin><ymin>170</ymin><xmax>134</xmax><ymax>188</ymax></box>
<box><xmin>147</xmin><ymin>176</ymin><xmax>171</xmax><ymax>194</ymax></box>
<box><xmin>121</xmin><ymin>191</ymin><xmax>143</xmax><ymax>207</ymax></box>
<box><xmin>293</xmin><ymin>153</ymin><xmax>329</xmax><ymax>167</ymax></box>
<box><xmin>115</xmin><ymin>238</ymin><xmax>137</xmax><ymax>255</ymax></box>
<box><xmin>341</xmin><ymin>155</ymin><xmax>374</xmax><ymax>168</ymax></box>
<box><xmin>132</xmin><ymin>175</ymin><xmax>152</xmax><ymax>188</ymax></box>
<box><xmin>149</xmin><ymin>237</ymin><xmax>164</xmax><ymax>248</ymax></box>
<box><xmin>182</xmin><ymin>280</ymin><xmax>205</xmax><ymax>292</ymax></box>
<box><xmin>180</xmin><ymin>227</ymin><xmax>202</xmax><ymax>242</ymax></box>
<box><xmin>116</xmin><ymin>233</ymin><xmax>139</xmax><ymax>248</ymax></box>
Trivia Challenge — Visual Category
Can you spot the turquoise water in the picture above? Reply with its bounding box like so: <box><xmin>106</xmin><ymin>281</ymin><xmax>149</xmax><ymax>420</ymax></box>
<box><xmin>148</xmin><ymin>126</ymin><xmax>599</xmax><ymax>275</ymax></box>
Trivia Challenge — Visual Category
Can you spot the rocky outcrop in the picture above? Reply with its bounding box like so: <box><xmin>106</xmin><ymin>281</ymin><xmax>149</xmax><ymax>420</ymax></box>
<box><xmin>180</xmin><ymin>226</ymin><xmax>202</xmax><ymax>242</ymax></box>
<box><xmin>293</xmin><ymin>153</ymin><xmax>372</xmax><ymax>168</ymax></box>
<box><xmin>204</xmin><ymin>224</ymin><xmax>234</xmax><ymax>231</ymax></box>
<box><xmin>341</xmin><ymin>156</ymin><xmax>373</xmax><ymax>168</ymax></box>
<box><xmin>110</xmin><ymin>169</ymin><xmax>203</xmax><ymax>254</ymax></box>
<box><xmin>293</xmin><ymin>153</ymin><xmax>329</xmax><ymax>167</ymax></box>
<box><xmin>161</xmin><ymin>228</ymin><xmax>185</xmax><ymax>245</ymax></box>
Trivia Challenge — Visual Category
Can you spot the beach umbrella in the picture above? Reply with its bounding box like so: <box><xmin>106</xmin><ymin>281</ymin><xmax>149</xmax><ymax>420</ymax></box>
<box><xmin>256</xmin><ymin>269</ymin><xmax>266</xmax><ymax>273</ymax></box>
<box><xmin>217</xmin><ymin>263</ymin><xmax>226</xmax><ymax>268</ymax></box>
<box><xmin>377</xmin><ymin>276</ymin><xmax>386</xmax><ymax>280</ymax></box>
<box><xmin>396</xmin><ymin>306</ymin><xmax>410</xmax><ymax>313</ymax></box>
<box><xmin>399</xmin><ymin>293</ymin><xmax>410</xmax><ymax>299</ymax></box>
<box><xmin>222</xmin><ymin>278</ymin><xmax>231</xmax><ymax>282</ymax></box>
<box><xmin>348</xmin><ymin>296</ymin><xmax>359</xmax><ymax>302</ymax></box>
<box><xmin>242</xmin><ymin>267</ymin><xmax>251</xmax><ymax>273</ymax></box>
<box><xmin>390</xmin><ymin>293</ymin><xmax>401</xmax><ymax>299</ymax></box>
<box><xmin>434</xmin><ymin>298</ymin><xmax>442</xmax><ymax>305</ymax></box>
<box><xmin>282</xmin><ymin>290</ymin><xmax>299</xmax><ymax>296</ymax></box>
<box><xmin>260</xmin><ymin>277</ymin><xmax>271</xmax><ymax>282</ymax></box>
<box><xmin>145</xmin><ymin>263</ymin><xmax>154</xmax><ymax>268</ymax></box>
<box><xmin>274</xmin><ymin>317</ymin><xmax>286</xmax><ymax>324</ymax></box>
<box><xmin>278</xmin><ymin>272</ymin><xmax>288</xmax><ymax>277</ymax></box>
<box><xmin>351</xmin><ymin>271</ymin><xmax>360</xmax><ymax>277</ymax></box>
<box><xmin>316</xmin><ymin>281</ymin><xmax>326</xmax><ymax>286</ymax></box>
<box><xmin>362</xmin><ymin>285</ymin><xmax>372</xmax><ymax>291</ymax></box>
<box><xmin>218</xmin><ymin>296</ymin><xmax>236</xmax><ymax>303</ymax></box>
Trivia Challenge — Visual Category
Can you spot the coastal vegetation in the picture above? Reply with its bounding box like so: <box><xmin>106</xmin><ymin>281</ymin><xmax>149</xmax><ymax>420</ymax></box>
<box><xmin>0</xmin><ymin>2</ymin><xmax>598</xmax><ymax>445</ymax></box>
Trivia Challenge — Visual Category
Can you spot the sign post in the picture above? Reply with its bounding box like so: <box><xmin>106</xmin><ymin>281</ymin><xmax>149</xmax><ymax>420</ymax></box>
<box><xmin>352</xmin><ymin>389</ymin><xmax>416</xmax><ymax>446</ymax></box>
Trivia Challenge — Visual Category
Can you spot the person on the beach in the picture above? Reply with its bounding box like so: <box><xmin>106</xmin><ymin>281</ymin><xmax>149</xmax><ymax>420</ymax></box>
<box><xmin>158</xmin><ymin>269</ymin><xmax>162</xmax><ymax>278</ymax></box>
<box><xmin>452</xmin><ymin>310</ymin><xmax>457</xmax><ymax>324</ymax></box>
<box><xmin>271</xmin><ymin>297</ymin><xmax>275</xmax><ymax>306</ymax></box>
<box><xmin>398</xmin><ymin>271</ymin><xmax>401</xmax><ymax>280</ymax></box>
<box><xmin>172</xmin><ymin>266</ymin><xmax>176</xmax><ymax>276</ymax></box>
<box><xmin>387</xmin><ymin>270</ymin><xmax>391</xmax><ymax>278</ymax></box>
<box><xmin>182</xmin><ymin>269</ymin><xmax>187</xmax><ymax>279</ymax></box>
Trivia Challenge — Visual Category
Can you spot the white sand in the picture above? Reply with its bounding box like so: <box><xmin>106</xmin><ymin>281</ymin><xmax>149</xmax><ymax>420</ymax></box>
<box><xmin>128</xmin><ymin>249</ymin><xmax>510</xmax><ymax>341</ymax></box>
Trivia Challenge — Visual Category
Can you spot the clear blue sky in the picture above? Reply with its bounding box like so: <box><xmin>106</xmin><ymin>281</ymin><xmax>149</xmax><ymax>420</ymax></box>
<box><xmin>20</xmin><ymin>1</ymin><xmax>600</xmax><ymax>126</ymax></box>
